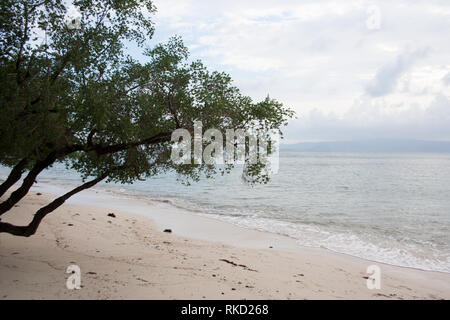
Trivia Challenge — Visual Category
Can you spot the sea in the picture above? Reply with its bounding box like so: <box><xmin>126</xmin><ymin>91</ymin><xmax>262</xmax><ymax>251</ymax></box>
<box><xmin>1</xmin><ymin>152</ymin><xmax>449</xmax><ymax>273</ymax></box>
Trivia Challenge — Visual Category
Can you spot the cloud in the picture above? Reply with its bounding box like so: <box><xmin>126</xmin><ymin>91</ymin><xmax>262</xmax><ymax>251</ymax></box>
<box><xmin>365</xmin><ymin>49</ymin><xmax>428</xmax><ymax>97</ymax></box>
<box><xmin>443</xmin><ymin>72</ymin><xmax>450</xmax><ymax>86</ymax></box>
<box><xmin>151</xmin><ymin>0</ymin><xmax>450</xmax><ymax>141</ymax></box>
<box><xmin>284</xmin><ymin>94</ymin><xmax>450</xmax><ymax>142</ymax></box>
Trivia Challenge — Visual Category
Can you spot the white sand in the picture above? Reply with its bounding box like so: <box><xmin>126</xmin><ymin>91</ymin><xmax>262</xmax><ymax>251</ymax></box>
<box><xmin>0</xmin><ymin>189</ymin><xmax>449</xmax><ymax>299</ymax></box>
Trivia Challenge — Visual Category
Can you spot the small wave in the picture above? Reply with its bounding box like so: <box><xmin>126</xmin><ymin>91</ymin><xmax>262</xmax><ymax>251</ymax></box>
<box><xmin>195</xmin><ymin>212</ymin><xmax>450</xmax><ymax>273</ymax></box>
<box><xmin>8</xmin><ymin>165</ymin><xmax>448</xmax><ymax>275</ymax></box>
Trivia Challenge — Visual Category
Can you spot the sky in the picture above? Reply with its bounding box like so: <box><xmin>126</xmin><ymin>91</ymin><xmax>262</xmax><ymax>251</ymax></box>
<box><xmin>148</xmin><ymin>0</ymin><xmax>450</xmax><ymax>143</ymax></box>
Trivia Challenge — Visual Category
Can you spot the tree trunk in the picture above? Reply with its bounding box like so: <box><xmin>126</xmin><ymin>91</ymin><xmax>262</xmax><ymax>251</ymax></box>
<box><xmin>0</xmin><ymin>132</ymin><xmax>171</xmax><ymax>217</ymax></box>
<box><xmin>0</xmin><ymin>174</ymin><xmax>106</xmax><ymax>237</ymax></box>
<box><xmin>0</xmin><ymin>152</ymin><xmax>56</xmax><ymax>216</ymax></box>
<box><xmin>0</xmin><ymin>158</ymin><xmax>29</xmax><ymax>198</ymax></box>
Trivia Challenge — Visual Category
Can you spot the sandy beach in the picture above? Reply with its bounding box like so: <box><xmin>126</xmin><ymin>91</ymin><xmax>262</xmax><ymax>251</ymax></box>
<box><xmin>0</xmin><ymin>189</ymin><xmax>449</xmax><ymax>300</ymax></box>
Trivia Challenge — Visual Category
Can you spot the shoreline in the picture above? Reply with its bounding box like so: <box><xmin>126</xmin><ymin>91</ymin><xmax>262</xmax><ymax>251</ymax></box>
<box><xmin>34</xmin><ymin>182</ymin><xmax>450</xmax><ymax>275</ymax></box>
<box><xmin>0</xmin><ymin>187</ymin><xmax>449</xmax><ymax>299</ymax></box>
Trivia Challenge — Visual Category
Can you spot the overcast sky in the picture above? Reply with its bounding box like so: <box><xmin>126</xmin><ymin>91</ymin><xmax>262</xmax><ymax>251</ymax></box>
<box><xmin>149</xmin><ymin>0</ymin><xmax>450</xmax><ymax>143</ymax></box>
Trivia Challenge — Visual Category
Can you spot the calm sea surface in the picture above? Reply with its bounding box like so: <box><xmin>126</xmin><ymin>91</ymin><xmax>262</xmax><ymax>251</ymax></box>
<box><xmin>2</xmin><ymin>152</ymin><xmax>450</xmax><ymax>272</ymax></box>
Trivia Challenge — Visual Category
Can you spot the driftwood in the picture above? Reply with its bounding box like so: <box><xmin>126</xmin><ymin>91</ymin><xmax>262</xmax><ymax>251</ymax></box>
<box><xmin>219</xmin><ymin>259</ymin><xmax>257</xmax><ymax>272</ymax></box>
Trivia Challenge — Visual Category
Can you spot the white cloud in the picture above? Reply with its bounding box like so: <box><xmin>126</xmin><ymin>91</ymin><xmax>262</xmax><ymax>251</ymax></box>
<box><xmin>284</xmin><ymin>94</ymin><xmax>450</xmax><ymax>142</ymax></box>
<box><xmin>151</xmin><ymin>0</ymin><xmax>450</xmax><ymax>141</ymax></box>
<box><xmin>443</xmin><ymin>72</ymin><xmax>450</xmax><ymax>86</ymax></box>
<box><xmin>365</xmin><ymin>49</ymin><xmax>428</xmax><ymax>97</ymax></box>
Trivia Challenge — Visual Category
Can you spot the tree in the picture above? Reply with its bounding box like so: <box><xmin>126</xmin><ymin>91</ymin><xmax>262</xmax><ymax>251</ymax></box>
<box><xmin>0</xmin><ymin>0</ymin><xmax>294</xmax><ymax>237</ymax></box>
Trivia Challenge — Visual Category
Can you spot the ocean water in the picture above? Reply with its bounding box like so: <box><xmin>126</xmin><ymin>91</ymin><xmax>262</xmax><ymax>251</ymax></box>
<box><xmin>1</xmin><ymin>152</ymin><xmax>450</xmax><ymax>273</ymax></box>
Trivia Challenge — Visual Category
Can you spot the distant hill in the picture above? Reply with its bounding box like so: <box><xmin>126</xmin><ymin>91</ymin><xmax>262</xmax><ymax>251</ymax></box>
<box><xmin>280</xmin><ymin>140</ymin><xmax>450</xmax><ymax>153</ymax></box>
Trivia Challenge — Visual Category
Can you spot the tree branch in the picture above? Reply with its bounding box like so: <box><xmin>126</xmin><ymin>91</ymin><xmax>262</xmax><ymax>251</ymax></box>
<box><xmin>167</xmin><ymin>95</ymin><xmax>181</xmax><ymax>128</ymax></box>
<box><xmin>0</xmin><ymin>174</ymin><xmax>107</xmax><ymax>237</ymax></box>
<box><xmin>0</xmin><ymin>131</ymin><xmax>172</xmax><ymax>216</ymax></box>
<box><xmin>85</xmin><ymin>131</ymin><xmax>173</xmax><ymax>156</ymax></box>
<box><xmin>0</xmin><ymin>157</ymin><xmax>29</xmax><ymax>198</ymax></box>
<box><xmin>15</xmin><ymin>3</ymin><xmax>30</xmax><ymax>85</ymax></box>
<box><xmin>0</xmin><ymin>151</ymin><xmax>57</xmax><ymax>216</ymax></box>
